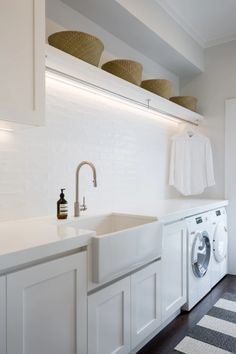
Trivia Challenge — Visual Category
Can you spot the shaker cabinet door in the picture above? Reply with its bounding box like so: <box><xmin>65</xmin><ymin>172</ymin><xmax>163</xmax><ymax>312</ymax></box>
<box><xmin>0</xmin><ymin>0</ymin><xmax>45</xmax><ymax>126</ymax></box>
<box><xmin>131</xmin><ymin>261</ymin><xmax>161</xmax><ymax>349</ymax></box>
<box><xmin>88</xmin><ymin>277</ymin><xmax>131</xmax><ymax>354</ymax></box>
<box><xmin>162</xmin><ymin>221</ymin><xmax>187</xmax><ymax>321</ymax></box>
<box><xmin>7</xmin><ymin>252</ymin><xmax>87</xmax><ymax>354</ymax></box>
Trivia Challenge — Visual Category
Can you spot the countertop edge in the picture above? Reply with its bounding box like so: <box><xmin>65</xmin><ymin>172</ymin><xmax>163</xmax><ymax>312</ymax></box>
<box><xmin>0</xmin><ymin>230</ymin><xmax>95</xmax><ymax>274</ymax></box>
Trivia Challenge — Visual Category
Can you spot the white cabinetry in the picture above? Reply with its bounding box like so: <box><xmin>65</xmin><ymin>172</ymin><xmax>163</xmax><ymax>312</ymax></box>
<box><xmin>131</xmin><ymin>261</ymin><xmax>161</xmax><ymax>348</ymax></box>
<box><xmin>0</xmin><ymin>1</ymin><xmax>45</xmax><ymax>126</ymax></box>
<box><xmin>7</xmin><ymin>252</ymin><xmax>87</xmax><ymax>354</ymax></box>
<box><xmin>88</xmin><ymin>277</ymin><xmax>131</xmax><ymax>354</ymax></box>
<box><xmin>88</xmin><ymin>260</ymin><xmax>161</xmax><ymax>354</ymax></box>
<box><xmin>0</xmin><ymin>276</ymin><xmax>6</xmax><ymax>354</ymax></box>
<box><xmin>161</xmin><ymin>221</ymin><xmax>187</xmax><ymax>321</ymax></box>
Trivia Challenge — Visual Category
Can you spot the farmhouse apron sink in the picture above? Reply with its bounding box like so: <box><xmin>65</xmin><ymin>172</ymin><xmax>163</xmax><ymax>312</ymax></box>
<box><xmin>66</xmin><ymin>213</ymin><xmax>162</xmax><ymax>283</ymax></box>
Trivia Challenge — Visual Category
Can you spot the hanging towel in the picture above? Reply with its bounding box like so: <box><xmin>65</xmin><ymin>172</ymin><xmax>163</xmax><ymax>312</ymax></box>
<box><xmin>169</xmin><ymin>131</ymin><xmax>215</xmax><ymax>196</ymax></box>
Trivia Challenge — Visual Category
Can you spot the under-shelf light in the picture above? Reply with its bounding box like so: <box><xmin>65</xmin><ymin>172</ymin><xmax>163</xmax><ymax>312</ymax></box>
<box><xmin>46</xmin><ymin>68</ymin><xmax>195</xmax><ymax>126</ymax></box>
<box><xmin>0</xmin><ymin>127</ymin><xmax>13</xmax><ymax>132</ymax></box>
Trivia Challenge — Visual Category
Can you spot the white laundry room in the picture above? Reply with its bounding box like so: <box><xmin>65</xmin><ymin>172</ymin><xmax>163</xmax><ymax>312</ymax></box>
<box><xmin>0</xmin><ymin>1</ymin><xmax>236</xmax><ymax>353</ymax></box>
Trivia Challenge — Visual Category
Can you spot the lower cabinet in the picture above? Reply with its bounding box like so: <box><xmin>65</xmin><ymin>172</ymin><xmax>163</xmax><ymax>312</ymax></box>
<box><xmin>131</xmin><ymin>261</ymin><xmax>161</xmax><ymax>348</ymax></box>
<box><xmin>0</xmin><ymin>276</ymin><xmax>6</xmax><ymax>354</ymax></box>
<box><xmin>161</xmin><ymin>221</ymin><xmax>187</xmax><ymax>321</ymax></box>
<box><xmin>6</xmin><ymin>252</ymin><xmax>87</xmax><ymax>354</ymax></box>
<box><xmin>3</xmin><ymin>221</ymin><xmax>187</xmax><ymax>354</ymax></box>
<box><xmin>88</xmin><ymin>277</ymin><xmax>131</xmax><ymax>354</ymax></box>
<box><xmin>88</xmin><ymin>260</ymin><xmax>161</xmax><ymax>354</ymax></box>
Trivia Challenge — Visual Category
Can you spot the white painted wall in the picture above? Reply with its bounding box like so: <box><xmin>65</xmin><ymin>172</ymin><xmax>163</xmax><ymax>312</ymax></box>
<box><xmin>0</xmin><ymin>0</ymin><xmax>183</xmax><ymax>222</ymax></box>
<box><xmin>225</xmin><ymin>99</ymin><xmax>236</xmax><ymax>274</ymax></box>
<box><xmin>46</xmin><ymin>0</ymin><xmax>180</xmax><ymax>95</ymax></box>
<box><xmin>0</xmin><ymin>77</ymin><xmax>179</xmax><ymax>222</ymax></box>
<box><xmin>181</xmin><ymin>41</ymin><xmax>236</xmax><ymax>274</ymax></box>
<box><xmin>181</xmin><ymin>40</ymin><xmax>236</xmax><ymax>199</ymax></box>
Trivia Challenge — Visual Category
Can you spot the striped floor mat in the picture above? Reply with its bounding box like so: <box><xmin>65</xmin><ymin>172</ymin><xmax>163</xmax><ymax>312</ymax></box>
<box><xmin>173</xmin><ymin>292</ymin><xmax>236</xmax><ymax>353</ymax></box>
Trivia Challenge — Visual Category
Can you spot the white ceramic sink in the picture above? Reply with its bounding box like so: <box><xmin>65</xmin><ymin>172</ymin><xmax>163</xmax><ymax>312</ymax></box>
<box><xmin>67</xmin><ymin>213</ymin><xmax>162</xmax><ymax>283</ymax></box>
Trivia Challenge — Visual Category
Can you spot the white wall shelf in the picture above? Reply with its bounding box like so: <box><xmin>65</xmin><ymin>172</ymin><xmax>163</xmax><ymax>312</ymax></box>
<box><xmin>58</xmin><ymin>0</ymin><xmax>204</xmax><ymax>78</ymax></box>
<box><xmin>45</xmin><ymin>44</ymin><xmax>204</xmax><ymax>126</ymax></box>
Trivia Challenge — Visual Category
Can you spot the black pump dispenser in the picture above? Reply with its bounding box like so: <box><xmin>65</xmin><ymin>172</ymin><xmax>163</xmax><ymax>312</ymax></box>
<box><xmin>57</xmin><ymin>188</ymin><xmax>68</xmax><ymax>220</ymax></box>
<box><xmin>60</xmin><ymin>189</ymin><xmax>65</xmax><ymax>199</ymax></box>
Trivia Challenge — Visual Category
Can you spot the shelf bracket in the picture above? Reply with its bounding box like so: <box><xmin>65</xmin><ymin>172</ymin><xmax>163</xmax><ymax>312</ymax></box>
<box><xmin>146</xmin><ymin>99</ymin><xmax>151</xmax><ymax>109</ymax></box>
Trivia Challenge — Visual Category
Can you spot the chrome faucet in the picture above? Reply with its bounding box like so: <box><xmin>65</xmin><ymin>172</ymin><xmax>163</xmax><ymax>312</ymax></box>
<box><xmin>74</xmin><ymin>161</ymin><xmax>97</xmax><ymax>217</ymax></box>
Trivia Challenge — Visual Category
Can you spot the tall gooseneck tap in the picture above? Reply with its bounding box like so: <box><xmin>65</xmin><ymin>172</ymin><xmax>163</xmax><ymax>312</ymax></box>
<box><xmin>74</xmin><ymin>161</ymin><xmax>97</xmax><ymax>217</ymax></box>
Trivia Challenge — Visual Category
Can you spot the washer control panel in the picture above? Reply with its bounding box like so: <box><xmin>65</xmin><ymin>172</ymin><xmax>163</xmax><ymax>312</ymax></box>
<box><xmin>196</xmin><ymin>217</ymin><xmax>203</xmax><ymax>224</ymax></box>
<box><xmin>186</xmin><ymin>212</ymin><xmax>210</xmax><ymax>233</ymax></box>
<box><xmin>195</xmin><ymin>215</ymin><xmax>208</xmax><ymax>224</ymax></box>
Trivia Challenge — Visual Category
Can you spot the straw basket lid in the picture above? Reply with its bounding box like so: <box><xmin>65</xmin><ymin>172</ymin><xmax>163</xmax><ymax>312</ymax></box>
<box><xmin>141</xmin><ymin>79</ymin><xmax>172</xmax><ymax>99</ymax></box>
<box><xmin>48</xmin><ymin>31</ymin><xmax>104</xmax><ymax>67</ymax></box>
<box><xmin>170</xmin><ymin>96</ymin><xmax>197</xmax><ymax>112</ymax></box>
<box><xmin>102</xmin><ymin>59</ymin><xmax>143</xmax><ymax>86</ymax></box>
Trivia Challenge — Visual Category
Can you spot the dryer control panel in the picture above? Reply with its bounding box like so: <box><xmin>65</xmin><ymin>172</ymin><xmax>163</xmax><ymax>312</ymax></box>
<box><xmin>215</xmin><ymin>209</ymin><xmax>226</xmax><ymax>217</ymax></box>
<box><xmin>210</xmin><ymin>208</ymin><xmax>227</xmax><ymax>222</ymax></box>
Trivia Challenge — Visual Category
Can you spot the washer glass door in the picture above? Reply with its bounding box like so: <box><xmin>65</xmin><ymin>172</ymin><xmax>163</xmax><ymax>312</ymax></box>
<box><xmin>191</xmin><ymin>231</ymin><xmax>211</xmax><ymax>278</ymax></box>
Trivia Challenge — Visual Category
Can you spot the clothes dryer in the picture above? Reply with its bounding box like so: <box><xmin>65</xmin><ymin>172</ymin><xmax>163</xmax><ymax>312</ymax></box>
<box><xmin>209</xmin><ymin>208</ymin><xmax>228</xmax><ymax>288</ymax></box>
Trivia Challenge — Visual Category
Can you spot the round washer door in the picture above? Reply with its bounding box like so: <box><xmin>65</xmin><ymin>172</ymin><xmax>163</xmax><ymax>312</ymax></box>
<box><xmin>213</xmin><ymin>222</ymin><xmax>228</xmax><ymax>262</ymax></box>
<box><xmin>191</xmin><ymin>231</ymin><xmax>211</xmax><ymax>278</ymax></box>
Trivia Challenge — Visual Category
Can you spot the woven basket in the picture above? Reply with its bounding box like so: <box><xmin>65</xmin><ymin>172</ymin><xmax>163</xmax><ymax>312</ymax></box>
<box><xmin>48</xmin><ymin>31</ymin><xmax>104</xmax><ymax>67</ymax></box>
<box><xmin>102</xmin><ymin>60</ymin><xmax>143</xmax><ymax>85</ymax></box>
<box><xmin>170</xmin><ymin>96</ymin><xmax>197</xmax><ymax>112</ymax></box>
<box><xmin>141</xmin><ymin>79</ymin><xmax>171</xmax><ymax>99</ymax></box>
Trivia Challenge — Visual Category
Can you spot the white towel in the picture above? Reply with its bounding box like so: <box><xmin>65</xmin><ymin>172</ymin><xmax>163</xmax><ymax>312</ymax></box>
<box><xmin>169</xmin><ymin>131</ymin><xmax>215</xmax><ymax>196</ymax></box>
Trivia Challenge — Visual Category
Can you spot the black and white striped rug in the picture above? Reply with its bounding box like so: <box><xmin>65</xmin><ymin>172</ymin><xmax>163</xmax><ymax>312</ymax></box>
<box><xmin>174</xmin><ymin>292</ymin><xmax>236</xmax><ymax>353</ymax></box>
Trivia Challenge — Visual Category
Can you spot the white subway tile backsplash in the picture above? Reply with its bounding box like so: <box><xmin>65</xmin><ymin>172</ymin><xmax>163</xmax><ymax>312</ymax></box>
<box><xmin>0</xmin><ymin>77</ymin><xmax>179</xmax><ymax>221</ymax></box>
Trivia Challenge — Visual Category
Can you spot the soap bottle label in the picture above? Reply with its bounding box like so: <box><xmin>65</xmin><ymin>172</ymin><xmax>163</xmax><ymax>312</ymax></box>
<box><xmin>59</xmin><ymin>204</ymin><xmax>68</xmax><ymax>215</ymax></box>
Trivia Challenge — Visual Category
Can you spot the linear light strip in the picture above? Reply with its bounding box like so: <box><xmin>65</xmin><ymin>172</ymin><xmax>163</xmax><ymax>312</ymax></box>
<box><xmin>0</xmin><ymin>128</ymin><xmax>13</xmax><ymax>132</ymax></box>
<box><xmin>46</xmin><ymin>67</ymin><xmax>199</xmax><ymax>126</ymax></box>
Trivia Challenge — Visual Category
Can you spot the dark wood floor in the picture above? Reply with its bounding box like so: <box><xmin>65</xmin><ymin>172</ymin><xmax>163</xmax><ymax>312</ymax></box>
<box><xmin>138</xmin><ymin>275</ymin><xmax>236</xmax><ymax>354</ymax></box>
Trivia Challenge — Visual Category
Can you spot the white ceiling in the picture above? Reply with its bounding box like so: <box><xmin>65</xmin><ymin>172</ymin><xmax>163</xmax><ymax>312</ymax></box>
<box><xmin>156</xmin><ymin>0</ymin><xmax>236</xmax><ymax>48</ymax></box>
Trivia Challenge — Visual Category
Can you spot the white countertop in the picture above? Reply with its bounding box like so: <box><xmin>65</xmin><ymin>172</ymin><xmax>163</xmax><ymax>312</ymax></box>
<box><xmin>0</xmin><ymin>216</ymin><xmax>95</xmax><ymax>273</ymax></box>
<box><xmin>0</xmin><ymin>199</ymin><xmax>228</xmax><ymax>273</ymax></box>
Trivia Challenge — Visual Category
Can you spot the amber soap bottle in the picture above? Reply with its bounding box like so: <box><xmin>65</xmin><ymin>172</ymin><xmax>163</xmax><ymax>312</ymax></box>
<box><xmin>57</xmin><ymin>188</ymin><xmax>68</xmax><ymax>220</ymax></box>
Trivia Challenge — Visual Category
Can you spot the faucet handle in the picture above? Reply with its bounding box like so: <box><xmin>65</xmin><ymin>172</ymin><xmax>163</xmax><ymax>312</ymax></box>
<box><xmin>80</xmin><ymin>196</ymin><xmax>87</xmax><ymax>211</ymax></box>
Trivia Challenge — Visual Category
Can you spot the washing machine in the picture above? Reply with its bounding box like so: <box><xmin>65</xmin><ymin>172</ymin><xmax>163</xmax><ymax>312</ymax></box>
<box><xmin>183</xmin><ymin>212</ymin><xmax>213</xmax><ymax>311</ymax></box>
<box><xmin>209</xmin><ymin>207</ymin><xmax>228</xmax><ymax>288</ymax></box>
